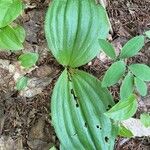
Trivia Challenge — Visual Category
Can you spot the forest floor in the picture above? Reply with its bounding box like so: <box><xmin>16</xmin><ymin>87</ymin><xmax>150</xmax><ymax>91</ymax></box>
<box><xmin>0</xmin><ymin>0</ymin><xmax>150</xmax><ymax>149</ymax></box>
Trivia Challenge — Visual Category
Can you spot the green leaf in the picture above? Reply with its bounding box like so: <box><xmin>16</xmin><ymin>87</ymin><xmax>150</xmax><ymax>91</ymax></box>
<box><xmin>0</xmin><ymin>0</ymin><xmax>23</xmax><ymax>28</ymax></box>
<box><xmin>99</xmin><ymin>39</ymin><xmax>116</xmax><ymax>59</ymax></box>
<box><xmin>102</xmin><ymin>61</ymin><xmax>126</xmax><ymax>87</ymax></box>
<box><xmin>118</xmin><ymin>124</ymin><xmax>133</xmax><ymax>138</ymax></box>
<box><xmin>16</xmin><ymin>76</ymin><xmax>28</xmax><ymax>91</ymax></box>
<box><xmin>119</xmin><ymin>36</ymin><xmax>145</xmax><ymax>59</ymax></box>
<box><xmin>120</xmin><ymin>72</ymin><xmax>134</xmax><ymax>100</ymax></box>
<box><xmin>18</xmin><ymin>52</ymin><xmax>39</xmax><ymax>68</ymax></box>
<box><xmin>49</xmin><ymin>146</ymin><xmax>56</xmax><ymax>150</ymax></box>
<box><xmin>0</xmin><ymin>25</ymin><xmax>23</xmax><ymax>50</ymax></box>
<box><xmin>105</xmin><ymin>94</ymin><xmax>138</xmax><ymax>121</ymax></box>
<box><xmin>134</xmin><ymin>77</ymin><xmax>147</xmax><ymax>96</ymax></box>
<box><xmin>13</xmin><ymin>25</ymin><xmax>26</xmax><ymax>43</ymax></box>
<box><xmin>52</xmin><ymin>69</ymin><xmax>117</xmax><ymax>149</ymax></box>
<box><xmin>45</xmin><ymin>0</ymin><xmax>110</xmax><ymax>68</ymax></box>
<box><xmin>129</xmin><ymin>64</ymin><xmax>150</xmax><ymax>81</ymax></box>
<box><xmin>145</xmin><ymin>30</ymin><xmax>150</xmax><ymax>39</ymax></box>
<box><xmin>140</xmin><ymin>113</ymin><xmax>150</xmax><ymax>128</ymax></box>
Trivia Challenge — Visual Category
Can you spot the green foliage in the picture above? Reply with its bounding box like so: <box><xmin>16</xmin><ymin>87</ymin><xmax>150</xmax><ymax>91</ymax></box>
<box><xmin>105</xmin><ymin>95</ymin><xmax>138</xmax><ymax>121</ymax></box>
<box><xmin>13</xmin><ymin>25</ymin><xmax>26</xmax><ymax>43</ymax></box>
<box><xmin>134</xmin><ymin>77</ymin><xmax>147</xmax><ymax>96</ymax></box>
<box><xmin>18</xmin><ymin>52</ymin><xmax>39</xmax><ymax>68</ymax></box>
<box><xmin>16</xmin><ymin>76</ymin><xmax>28</xmax><ymax>90</ymax></box>
<box><xmin>99</xmin><ymin>39</ymin><xmax>116</xmax><ymax>59</ymax></box>
<box><xmin>45</xmin><ymin>0</ymin><xmax>110</xmax><ymax>68</ymax></box>
<box><xmin>120</xmin><ymin>72</ymin><xmax>134</xmax><ymax>99</ymax></box>
<box><xmin>118</xmin><ymin>124</ymin><xmax>133</xmax><ymax>138</ymax></box>
<box><xmin>102</xmin><ymin>61</ymin><xmax>126</xmax><ymax>87</ymax></box>
<box><xmin>0</xmin><ymin>25</ymin><xmax>24</xmax><ymax>50</ymax></box>
<box><xmin>145</xmin><ymin>30</ymin><xmax>150</xmax><ymax>38</ymax></box>
<box><xmin>44</xmin><ymin>0</ymin><xmax>150</xmax><ymax>149</ymax></box>
<box><xmin>140</xmin><ymin>113</ymin><xmax>150</xmax><ymax>128</ymax></box>
<box><xmin>129</xmin><ymin>64</ymin><xmax>150</xmax><ymax>81</ymax></box>
<box><xmin>52</xmin><ymin>69</ymin><xmax>117</xmax><ymax>149</ymax></box>
<box><xmin>119</xmin><ymin>36</ymin><xmax>145</xmax><ymax>59</ymax></box>
<box><xmin>0</xmin><ymin>0</ymin><xmax>23</xmax><ymax>28</ymax></box>
<box><xmin>0</xmin><ymin>0</ymin><xmax>25</xmax><ymax>51</ymax></box>
<box><xmin>49</xmin><ymin>146</ymin><xmax>56</xmax><ymax>150</ymax></box>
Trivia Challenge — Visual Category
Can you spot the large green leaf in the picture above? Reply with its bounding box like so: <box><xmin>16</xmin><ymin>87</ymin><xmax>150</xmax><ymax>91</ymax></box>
<box><xmin>129</xmin><ymin>64</ymin><xmax>150</xmax><ymax>81</ymax></box>
<box><xmin>119</xmin><ymin>36</ymin><xmax>145</xmax><ymax>59</ymax></box>
<box><xmin>134</xmin><ymin>77</ymin><xmax>147</xmax><ymax>96</ymax></box>
<box><xmin>120</xmin><ymin>72</ymin><xmax>134</xmax><ymax>100</ymax></box>
<box><xmin>105</xmin><ymin>95</ymin><xmax>138</xmax><ymax>121</ymax></box>
<box><xmin>102</xmin><ymin>61</ymin><xmax>126</xmax><ymax>87</ymax></box>
<box><xmin>0</xmin><ymin>0</ymin><xmax>23</xmax><ymax>28</ymax></box>
<box><xmin>45</xmin><ymin>0</ymin><xmax>110</xmax><ymax>68</ymax></box>
<box><xmin>51</xmin><ymin>69</ymin><xmax>117</xmax><ymax>150</ymax></box>
<box><xmin>99</xmin><ymin>39</ymin><xmax>116</xmax><ymax>59</ymax></box>
<box><xmin>0</xmin><ymin>25</ymin><xmax>23</xmax><ymax>50</ymax></box>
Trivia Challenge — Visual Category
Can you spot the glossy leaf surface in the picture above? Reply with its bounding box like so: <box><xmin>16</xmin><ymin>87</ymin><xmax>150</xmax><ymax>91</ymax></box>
<box><xmin>120</xmin><ymin>72</ymin><xmax>134</xmax><ymax>100</ymax></box>
<box><xmin>99</xmin><ymin>39</ymin><xmax>116</xmax><ymax>59</ymax></box>
<box><xmin>129</xmin><ymin>64</ymin><xmax>150</xmax><ymax>81</ymax></box>
<box><xmin>51</xmin><ymin>69</ymin><xmax>117</xmax><ymax>149</ymax></box>
<box><xmin>45</xmin><ymin>0</ymin><xmax>110</xmax><ymax>67</ymax></box>
<box><xmin>0</xmin><ymin>0</ymin><xmax>23</xmax><ymax>28</ymax></box>
<box><xmin>102</xmin><ymin>61</ymin><xmax>126</xmax><ymax>87</ymax></box>
<box><xmin>119</xmin><ymin>36</ymin><xmax>144</xmax><ymax>59</ymax></box>
<box><xmin>0</xmin><ymin>25</ymin><xmax>23</xmax><ymax>50</ymax></box>
<box><xmin>18</xmin><ymin>52</ymin><xmax>39</xmax><ymax>68</ymax></box>
<box><xmin>105</xmin><ymin>95</ymin><xmax>138</xmax><ymax>121</ymax></box>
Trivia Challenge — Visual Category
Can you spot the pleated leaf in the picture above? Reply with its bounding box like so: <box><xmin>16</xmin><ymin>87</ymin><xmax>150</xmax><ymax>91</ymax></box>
<box><xmin>51</xmin><ymin>69</ymin><xmax>117</xmax><ymax>150</ymax></box>
<box><xmin>45</xmin><ymin>0</ymin><xmax>110</xmax><ymax>68</ymax></box>
<box><xmin>0</xmin><ymin>0</ymin><xmax>23</xmax><ymax>28</ymax></box>
<box><xmin>120</xmin><ymin>72</ymin><xmax>134</xmax><ymax>100</ymax></box>
<box><xmin>105</xmin><ymin>94</ymin><xmax>138</xmax><ymax>121</ymax></box>
<box><xmin>0</xmin><ymin>25</ymin><xmax>23</xmax><ymax>50</ymax></box>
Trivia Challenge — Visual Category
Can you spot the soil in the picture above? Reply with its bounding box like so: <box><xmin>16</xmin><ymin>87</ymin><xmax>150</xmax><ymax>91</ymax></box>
<box><xmin>0</xmin><ymin>0</ymin><xmax>150</xmax><ymax>150</ymax></box>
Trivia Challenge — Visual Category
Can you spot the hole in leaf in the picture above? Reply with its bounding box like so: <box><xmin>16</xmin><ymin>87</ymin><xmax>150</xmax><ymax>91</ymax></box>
<box><xmin>108</xmin><ymin>105</ymin><xmax>112</xmax><ymax>109</ymax></box>
<box><xmin>84</xmin><ymin>123</ymin><xmax>87</xmax><ymax>128</ymax></box>
<box><xmin>76</xmin><ymin>103</ymin><xmax>79</xmax><ymax>107</ymax></box>
<box><xmin>96</xmin><ymin>125</ymin><xmax>99</xmax><ymax>128</ymax></box>
<box><xmin>105</xmin><ymin>136</ymin><xmax>109</xmax><ymax>143</ymax></box>
<box><xmin>71</xmin><ymin>89</ymin><xmax>78</xmax><ymax>101</ymax></box>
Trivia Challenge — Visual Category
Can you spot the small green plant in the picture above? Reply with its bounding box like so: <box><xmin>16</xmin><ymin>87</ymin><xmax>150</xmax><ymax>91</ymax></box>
<box><xmin>45</xmin><ymin>0</ymin><xmax>150</xmax><ymax>149</ymax></box>
<box><xmin>0</xmin><ymin>0</ymin><xmax>26</xmax><ymax>50</ymax></box>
